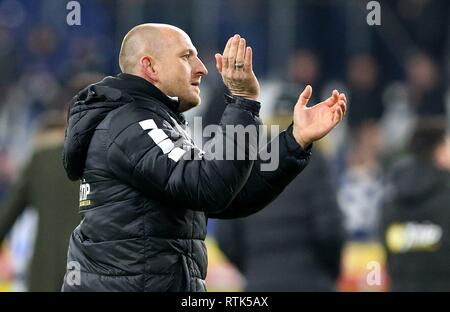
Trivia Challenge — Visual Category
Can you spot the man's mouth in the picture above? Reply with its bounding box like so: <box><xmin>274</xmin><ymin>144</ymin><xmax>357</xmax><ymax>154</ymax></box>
<box><xmin>191</xmin><ymin>82</ymin><xmax>200</xmax><ymax>87</ymax></box>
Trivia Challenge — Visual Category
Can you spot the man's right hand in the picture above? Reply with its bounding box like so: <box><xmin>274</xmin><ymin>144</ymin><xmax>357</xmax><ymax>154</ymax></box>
<box><xmin>215</xmin><ymin>34</ymin><xmax>260</xmax><ymax>101</ymax></box>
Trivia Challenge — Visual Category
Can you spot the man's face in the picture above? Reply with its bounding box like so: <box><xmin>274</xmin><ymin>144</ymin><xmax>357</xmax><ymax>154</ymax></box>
<box><xmin>154</xmin><ymin>30</ymin><xmax>208</xmax><ymax>112</ymax></box>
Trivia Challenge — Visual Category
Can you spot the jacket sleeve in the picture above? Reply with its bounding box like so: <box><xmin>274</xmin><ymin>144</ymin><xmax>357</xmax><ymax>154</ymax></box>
<box><xmin>207</xmin><ymin>124</ymin><xmax>311</xmax><ymax>219</ymax></box>
<box><xmin>107</xmin><ymin>95</ymin><xmax>262</xmax><ymax>214</ymax></box>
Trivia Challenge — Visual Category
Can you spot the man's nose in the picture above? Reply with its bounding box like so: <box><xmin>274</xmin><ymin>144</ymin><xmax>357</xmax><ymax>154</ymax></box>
<box><xmin>195</xmin><ymin>58</ymin><xmax>208</xmax><ymax>76</ymax></box>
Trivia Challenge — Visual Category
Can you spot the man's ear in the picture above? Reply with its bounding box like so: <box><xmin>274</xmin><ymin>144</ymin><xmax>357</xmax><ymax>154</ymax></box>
<box><xmin>140</xmin><ymin>55</ymin><xmax>159</xmax><ymax>82</ymax></box>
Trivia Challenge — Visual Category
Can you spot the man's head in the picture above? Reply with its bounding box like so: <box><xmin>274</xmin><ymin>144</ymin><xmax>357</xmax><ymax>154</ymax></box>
<box><xmin>409</xmin><ymin>118</ymin><xmax>450</xmax><ymax>171</ymax></box>
<box><xmin>119</xmin><ymin>23</ymin><xmax>208</xmax><ymax>112</ymax></box>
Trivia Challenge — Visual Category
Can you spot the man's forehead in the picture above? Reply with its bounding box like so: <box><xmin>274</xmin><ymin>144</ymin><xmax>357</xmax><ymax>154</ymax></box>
<box><xmin>169</xmin><ymin>31</ymin><xmax>197</xmax><ymax>54</ymax></box>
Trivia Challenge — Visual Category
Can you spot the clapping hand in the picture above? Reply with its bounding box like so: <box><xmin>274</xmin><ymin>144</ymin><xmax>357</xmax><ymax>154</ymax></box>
<box><xmin>292</xmin><ymin>85</ymin><xmax>347</xmax><ymax>149</ymax></box>
<box><xmin>215</xmin><ymin>34</ymin><xmax>260</xmax><ymax>101</ymax></box>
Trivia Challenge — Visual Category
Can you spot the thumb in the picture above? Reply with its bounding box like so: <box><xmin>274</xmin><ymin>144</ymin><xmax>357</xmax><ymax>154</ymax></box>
<box><xmin>296</xmin><ymin>85</ymin><xmax>312</xmax><ymax>108</ymax></box>
<box><xmin>215</xmin><ymin>53</ymin><xmax>223</xmax><ymax>73</ymax></box>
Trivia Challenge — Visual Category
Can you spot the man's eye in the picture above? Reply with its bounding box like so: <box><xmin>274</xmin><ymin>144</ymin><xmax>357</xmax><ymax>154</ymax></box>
<box><xmin>182</xmin><ymin>55</ymin><xmax>190</xmax><ymax>59</ymax></box>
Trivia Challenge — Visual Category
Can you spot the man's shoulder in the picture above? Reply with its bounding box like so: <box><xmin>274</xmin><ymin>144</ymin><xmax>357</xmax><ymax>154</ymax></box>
<box><xmin>103</xmin><ymin>100</ymin><xmax>174</xmax><ymax>140</ymax></box>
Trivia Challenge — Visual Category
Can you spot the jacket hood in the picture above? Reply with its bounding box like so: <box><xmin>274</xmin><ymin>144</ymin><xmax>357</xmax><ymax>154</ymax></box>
<box><xmin>63</xmin><ymin>75</ymin><xmax>134</xmax><ymax>180</ymax></box>
<box><xmin>389</xmin><ymin>156</ymin><xmax>449</xmax><ymax>205</ymax></box>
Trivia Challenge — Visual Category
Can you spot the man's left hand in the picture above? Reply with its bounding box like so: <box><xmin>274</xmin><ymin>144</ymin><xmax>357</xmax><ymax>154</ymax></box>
<box><xmin>292</xmin><ymin>85</ymin><xmax>347</xmax><ymax>149</ymax></box>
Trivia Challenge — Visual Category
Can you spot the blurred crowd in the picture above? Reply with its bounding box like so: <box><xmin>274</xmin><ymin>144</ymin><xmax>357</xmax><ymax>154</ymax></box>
<box><xmin>0</xmin><ymin>0</ymin><xmax>449</xmax><ymax>291</ymax></box>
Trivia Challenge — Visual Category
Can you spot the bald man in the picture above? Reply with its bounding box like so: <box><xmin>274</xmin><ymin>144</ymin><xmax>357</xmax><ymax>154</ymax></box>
<box><xmin>62</xmin><ymin>23</ymin><xmax>346</xmax><ymax>291</ymax></box>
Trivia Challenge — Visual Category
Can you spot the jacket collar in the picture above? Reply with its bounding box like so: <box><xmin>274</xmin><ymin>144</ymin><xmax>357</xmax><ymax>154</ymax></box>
<box><xmin>116</xmin><ymin>73</ymin><xmax>181</xmax><ymax>115</ymax></box>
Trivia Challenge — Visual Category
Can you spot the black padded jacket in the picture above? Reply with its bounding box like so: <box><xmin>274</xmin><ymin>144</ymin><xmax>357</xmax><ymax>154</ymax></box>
<box><xmin>61</xmin><ymin>73</ymin><xmax>311</xmax><ymax>291</ymax></box>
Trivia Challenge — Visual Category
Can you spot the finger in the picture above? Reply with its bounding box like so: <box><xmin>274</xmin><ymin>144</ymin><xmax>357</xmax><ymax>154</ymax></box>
<box><xmin>222</xmin><ymin>37</ymin><xmax>233</xmax><ymax>57</ymax></box>
<box><xmin>324</xmin><ymin>96</ymin><xmax>336</xmax><ymax>107</ymax></box>
<box><xmin>332</xmin><ymin>110</ymin><xmax>339</xmax><ymax>126</ymax></box>
<box><xmin>222</xmin><ymin>37</ymin><xmax>233</xmax><ymax>69</ymax></box>
<box><xmin>332</xmin><ymin>106</ymin><xmax>342</xmax><ymax>125</ymax></box>
<box><xmin>227</xmin><ymin>34</ymin><xmax>240</xmax><ymax>69</ymax></box>
<box><xmin>244</xmin><ymin>46</ymin><xmax>253</xmax><ymax>71</ymax></box>
<box><xmin>339</xmin><ymin>93</ymin><xmax>347</xmax><ymax>104</ymax></box>
<box><xmin>235</xmin><ymin>38</ymin><xmax>246</xmax><ymax>67</ymax></box>
<box><xmin>336</xmin><ymin>101</ymin><xmax>345</xmax><ymax>121</ymax></box>
<box><xmin>325</xmin><ymin>90</ymin><xmax>340</xmax><ymax>107</ymax></box>
<box><xmin>296</xmin><ymin>85</ymin><xmax>313</xmax><ymax>107</ymax></box>
<box><xmin>332</xmin><ymin>89</ymin><xmax>339</xmax><ymax>102</ymax></box>
<box><xmin>215</xmin><ymin>53</ymin><xmax>223</xmax><ymax>73</ymax></box>
<box><xmin>340</xmin><ymin>100</ymin><xmax>347</xmax><ymax>116</ymax></box>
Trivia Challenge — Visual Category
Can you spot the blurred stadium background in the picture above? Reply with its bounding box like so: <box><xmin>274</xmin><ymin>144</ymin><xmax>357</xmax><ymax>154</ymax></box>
<box><xmin>0</xmin><ymin>0</ymin><xmax>449</xmax><ymax>291</ymax></box>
